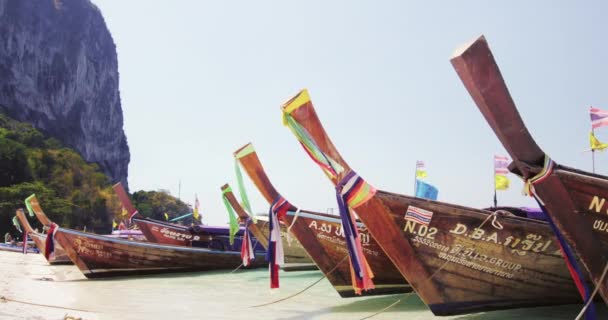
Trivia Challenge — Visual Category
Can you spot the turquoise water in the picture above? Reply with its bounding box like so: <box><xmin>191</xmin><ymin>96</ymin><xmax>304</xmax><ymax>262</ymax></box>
<box><xmin>1</xmin><ymin>252</ymin><xmax>606</xmax><ymax>320</ymax></box>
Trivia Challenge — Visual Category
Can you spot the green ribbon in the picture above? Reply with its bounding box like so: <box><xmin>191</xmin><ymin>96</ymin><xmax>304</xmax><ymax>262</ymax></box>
<box><xmin>221</xmin><ymin>186</ymin><xmax>240</xmax><ymax>245</ymax></box>
<box><xmin>235</xmin><ymin>160</ymin><xmax>254</xmax><ymax>221</ymax></box>
<box><xmin>25</xmin><ymin>194</ymin><xmax>36</xmax><ymax>217</ymax></box>
<box><xmin>12</xmin><ymin>216</ymin><xmax>22</xmax><ymax>233</ymax></box>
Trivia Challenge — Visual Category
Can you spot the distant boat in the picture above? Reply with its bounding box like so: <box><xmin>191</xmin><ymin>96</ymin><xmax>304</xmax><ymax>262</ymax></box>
<box><xmin>452</xmin><ymin>35</ymin><xmax>608</xmax><ymax>306</ymax></box>
<box><xmin>26</xmin><ymin>194</ymin><xmax>144</xmax><ymax>241</ymax></box>
<box><xmin>220</xmin><ymin>183</ymin><xmax>316</xmax><ymax>270</ymax></box>
<box><xmin>52</xmin><ymin>226</ymin><xmax>266</xmax><ymax>278</ymax></box>
<box><xmin>14</xmin><ymin>208</ymin><xmax>71</xmax><ymax>264</ymax></box>
<box><xmin>281</xmin><ymin>89</ymin><xmax>583</xmax><ymax>315</ymax></box>
<box><xmin>113</xmin><ymin>182</ymin><xmax>264</xmax><ymax>253</ymax></box>
<box><xmin>132</xmin><ymin>216</ymin><xmax>264</xmax><ymax>254</ymax></box>
<box><xmin>0</xmin><ymin>243</ymin><xmax>39</xmax><ymax>254</ymax></box>
<box><xmin>233</xmin><ymin>143</ymin><xmax>411</xmax><ymax>297</ymax></box>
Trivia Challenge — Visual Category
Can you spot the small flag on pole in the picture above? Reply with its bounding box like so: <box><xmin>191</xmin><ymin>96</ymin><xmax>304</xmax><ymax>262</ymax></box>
<box><xmin>494</xmin><ymin>155</ymin><xmax>510</xmax><ymax>191</ymax></box>
<box><xmin>590</xmin><ymin>132</ymin><xmax>608</xmax><ymax>151</ymax></box>
<box><xmin>415</xmin><ymin>160</ymin><xmax>427</xmax><ymax>178</ymax></box>
<box><xmin>193</xmin><ymin>195</ymin><xmax>201</xmax><ymax>222</ymax></box>
<box><xmin>415</xmin><ymin>180</ymin><xmax>439</xmax><ymax>200</ymax></box>
<box><xmin>590</xmin><ymin>107</ymin><xmax>608</xmax><ymax>129</ymax></box>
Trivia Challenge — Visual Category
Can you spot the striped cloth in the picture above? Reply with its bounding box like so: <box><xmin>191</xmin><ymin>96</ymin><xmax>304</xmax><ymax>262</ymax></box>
<box><xmin>241</xmin><ymin>218</ymin><xmax>255</xmax><ymax>266</ymax></box>
<box><xmin>590</xmin><ymin>107</ymin><xmax>608</xmax><ymax>129</ymax></box>
<box><xmin>336</xmin><ymin>171</ymin><xmax>375</xmax><ymax>294</ymax></box>
<box><xmin>522</xmin><ymin>156</ymin><xmax>596</xmax><ymax>320</ymax></box>
<box><xmin>267</xmin><ymin>196</ymin><xmax>291</xmax><ymax>289</ymax></box>
<box><xmin>494</xmin><ymin>155</ymin><xmax>510</xmax><ymax>175</ymax></box>
<box><xmin>404</xmin><ymin>205</ymin><xmax>434</xmax><ymax>226</ymax></box>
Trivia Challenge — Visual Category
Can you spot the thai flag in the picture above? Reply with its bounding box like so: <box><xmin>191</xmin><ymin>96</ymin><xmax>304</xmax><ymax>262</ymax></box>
<box><xmin>591</xmin><ymin>107</ymin><xmax>608</xmax><ymax>129</ymax></box>
<box><xmin>494</xmin><ymin>155</ymin><xmax>510</xmax><ymax>175</ymax></box>
<box><xmin>267</xmin><ymin>196</ymin><xmax>290</xmax><ymax>289</ymax></box>
<box><xmin>405</xmin><ymin>205</ymin><xmax>434</xmax><ymax>226</ymax></box>
<box><xmin>241</xmin><ymin>220</ymin><xmax>255</xmax><ymax>266</ymax></box>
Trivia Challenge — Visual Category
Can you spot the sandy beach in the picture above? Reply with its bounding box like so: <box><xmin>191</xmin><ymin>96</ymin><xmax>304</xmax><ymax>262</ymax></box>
<box><xmin>2</xmin><ymin>250</ymin><xmax>607</xmax><ymax>320</ymax></box>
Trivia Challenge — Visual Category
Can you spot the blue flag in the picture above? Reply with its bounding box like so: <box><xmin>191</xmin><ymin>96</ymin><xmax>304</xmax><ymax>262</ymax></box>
<box><xmin>415</xmin><ymin>179</ymin><xmax>438</xmax><ymax>200</ymax></box>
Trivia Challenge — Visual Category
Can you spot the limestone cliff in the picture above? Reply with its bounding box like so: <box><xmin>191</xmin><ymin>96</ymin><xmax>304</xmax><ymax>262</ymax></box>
<box><xmin>0</xmin><ymin>0</ymin><xmax>129</xmax><ymax>188</ymax></box>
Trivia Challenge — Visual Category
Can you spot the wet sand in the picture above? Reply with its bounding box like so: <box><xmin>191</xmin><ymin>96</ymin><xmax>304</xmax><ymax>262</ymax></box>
<box><xmin>0</xmin><ymin>251</ymin><xmax>605</xmax><ymax>320</ymax></box>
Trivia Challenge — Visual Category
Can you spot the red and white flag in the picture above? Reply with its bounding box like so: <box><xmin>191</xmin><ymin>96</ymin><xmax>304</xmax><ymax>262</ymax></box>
<box><xmin>494</xmin><ymin>155</ymin><xmax>510</xmax><ymax>175</ymax></box>
<box><xmin>590</xmin><ymin>107</ymin><xmax>608</xmax><ymax>129</ymax></box>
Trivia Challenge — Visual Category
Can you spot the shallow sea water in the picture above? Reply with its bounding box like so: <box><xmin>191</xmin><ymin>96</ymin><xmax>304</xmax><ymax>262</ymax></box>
<box><xmin>0</xmin><ymin>251</ymin><xmax>605</xmax><ymax>320</ymax></box>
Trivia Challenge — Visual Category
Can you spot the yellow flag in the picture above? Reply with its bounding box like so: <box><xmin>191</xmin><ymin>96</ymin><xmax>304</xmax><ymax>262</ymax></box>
<box><xmin>416</xmin><ymin>170</ymin><xmax>427</xmax><ymax>179</ymax></box>
<box><xmin>495</xmin><ymin>174</ymin><xmax>510</xmax><ymax>190</ymax></box>
<box><xmin>193</xmin><ymin>207</ymin><xmax>200</xmax><ymax>221</ymax></box>
<box><xmin>590</xmin><ymin>132</ymin><xmax>608</xmax><ymax>151</ymax></box>
<box><xmin>164</xmin><ymin>213</ymin><xmax>169</xmax><ymax>221</ymax></box>
<box><xmin>112</xmin><ymin>219</ymin><xmax>118</xmax><ymax>230</ymax></box>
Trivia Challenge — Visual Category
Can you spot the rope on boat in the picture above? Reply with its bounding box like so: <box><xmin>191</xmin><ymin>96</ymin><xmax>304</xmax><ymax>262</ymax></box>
<box><xmin>285</xmin><ymin>208</ymin><xmax>301</xmax><ymax>246</ymax></box>
<box><xmin>0</xmin><ymin>295</ymin><xmax>95</xmax><ymax>313</ymax></box>
<box><xmin>250</xmin><ymin>255</ymin><xmax>349</xmax><ymax>308</ymax></box>
<box><xmin>359</xmin><ymin>211</ymin><xmax>501</xmax><ymax>319</ymax></box>
<box><xmin>359</xmin><ymin>296</ymin><xmax>406</xmax><ymax>320</ymax></box>
<box><xmin>231</xmin><ymin>238</ymin><xmax>261</xmax><ymax>274</ymax></box>
<box><xmin>575</xmin><ymin>262</ymin><xmax>608</xmax><ymax>320</ymax></box>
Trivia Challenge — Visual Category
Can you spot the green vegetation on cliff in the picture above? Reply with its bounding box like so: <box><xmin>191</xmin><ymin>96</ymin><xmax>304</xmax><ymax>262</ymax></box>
<box><xmin>0</xmin><ymin>112</ymin><xmax>119</xmax><ymax>237</ymax></box>
<box><xmin>132</xmin><ymin>190</ymin><xmax>190</xmax><ymax>222</ymax></box>
<box><xmin>0</xmin><ymin>112</ymin><xmax>188</xmax><ymax>238</ymax></box>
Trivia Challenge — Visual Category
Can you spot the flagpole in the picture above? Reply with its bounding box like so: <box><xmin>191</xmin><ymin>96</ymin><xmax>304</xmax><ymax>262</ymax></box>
<box><xmin>493</xmin><ymin>155</ymin><xmax>497</xmax><ymax>207</ymax></box>
<box><xmin>413</xmin><ymin>162</ymin><xmax>418</xmax><ymax>196</ymax></box>
<box><xmin>593</xmin><ymin>128</ymin><xmax>596</xmax><ymax>173</ymax></box>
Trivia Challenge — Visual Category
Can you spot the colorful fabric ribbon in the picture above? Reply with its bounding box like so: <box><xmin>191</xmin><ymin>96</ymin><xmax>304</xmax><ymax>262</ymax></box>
<box><xmin>281</xmin><ymin>90</ymin><xmax>343</xmax><ymax>179</ymax></box>
<box><xmin>336</xmin><ymin>171</ymin><xmax>376</xmax><ymax>294</ymax></box>
<box><xmin>241</xmin><ymin>218</ymin><xmax>255</xmax><ymax>266</ymax></box>
<box><xmin>12</xmin><ymin>216</ymin><xmax>22</xmax><ymax>233</ymax></box>
<box><xmin>25</xmin><ymin>194</ymin><xmax>36</xmax><ymax>217</ymax></box>
<box><xmin>22</xmin><ymin>231</ymin><xmax>28</xmax><ymax>255</ymax></box>
<box><xmin>44</xmin><ymin>223</ymin><xmax>58</xmax><ymax>260</ymax></box>
<box><xmin>520</xmin><ymin>155</ymin><xmax>596</xmax><ymax>320</ymax></box>
<box><xmin>267</xmin><ymin>195</ymin><xmax>291</xmax><ymax>289</ymax></box>
<box><xmin>221</xmin><ymin>186</ymin><xmax>240</xmax><ymax>245</ymax></box>
<box><xmin>234</xmin><ymin>145</ymin><xmax>255</xmax><ymax>222</ymax></box>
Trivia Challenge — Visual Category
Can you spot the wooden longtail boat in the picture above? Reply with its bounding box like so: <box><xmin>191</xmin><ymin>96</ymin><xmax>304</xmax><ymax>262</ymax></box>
<box><xmin>220</xmin><ymin>183</ymin><xmax>316</xmax><ymax>269</ymax></box>
<box><xmin>0</xmin><ymin>243</ymin><xmax>39</xmax><ymax>254</ymax></box>
<box><xmin>280</xmin><ymin>90</ymin><xmax>584</xmax><ymax>315</ymax></box>
<box><xmin>234</xmin><ymin>143</ymin><xmax>410</xmax><ymax>297</ymax></box>
<box><xmin>52</xmin><ymin>226</ymin><xmax>266</xmax><ymax>278</ymax></box>
<box><xmin>132</xmin><ymin>216</ymin><xmax>264</xmax><ymax>253</ymax></box>
<box><xmin>26</xmin><ymin>194</ymin><xmax>145</xmax><ymax>241</ymax></box>
<box><xmin>14</xmin><ymin>209</ymin><xmax>71</xmax><ymax>264</ymax></box>
<box><xmin>113</xmin><ymin>182</ymin><xmax>261</xmax><ymax>252</ymax></box>
<box><xmin>451</xmin><ymin>35</ymin><xmax>608</xmax><ymax>305</ymax></box>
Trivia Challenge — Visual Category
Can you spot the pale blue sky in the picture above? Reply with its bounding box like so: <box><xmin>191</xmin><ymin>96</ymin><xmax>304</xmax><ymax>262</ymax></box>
<box><xmin>95</xmin><ymin>0</ymin><xmax>608</xmax><ymax>225</ymax></box>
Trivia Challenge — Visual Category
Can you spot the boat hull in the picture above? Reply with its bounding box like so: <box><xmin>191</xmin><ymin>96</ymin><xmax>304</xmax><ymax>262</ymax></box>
<box><xmin>281</xmin><ymin>210</ymin><xmax>410</xmax><ymax>297</ymax></box>
<box><xmin>0</xmin><ymin>243</ymin><xmax>39</xmax><ymax>254</ymax></box>
<box><xmin>234</xmin><ymin>144</ymin><xmax>410</xmax><ymax>297</ymax></box>
<box><xmin>282</xmin><ymin>90</ymin><xmax>583</xmax><ymax>314</ymax></box>
<box><xmin>30</xmin><ymin>233</ymin><xmax>72</xmax><ymax>265</ymax></box>
<box><xmin>54</xmin><ymin>228</ymin><xmax>266</xmax><ymax>278</ymax></box>
<box><xmin>252</xmin><ymin>218</ymin><xmax>314</xmax><ymax>267</ymax></box>
<box><xmin>450</xmin><ymin>36</ymin><xmax>608</xmax><ymax>304</ymax></box>
<box><xmin>369</xmin><ymin>191</ymin><xmax>581</xmax><ymax>315</ymax></box>
<box><xmin>133</xmin><ymin>217</ymin><xmax>264</xmax><ymax>253</ymax></box>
